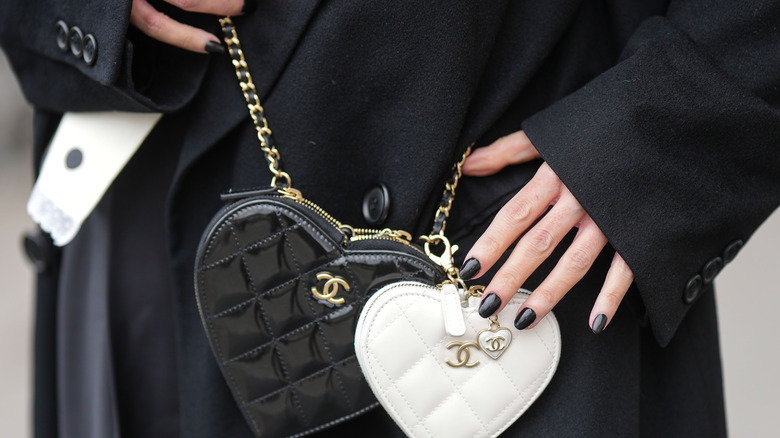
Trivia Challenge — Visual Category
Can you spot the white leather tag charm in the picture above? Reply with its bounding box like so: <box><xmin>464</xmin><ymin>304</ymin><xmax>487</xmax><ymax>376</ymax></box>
<box><xmin>355</xmin><ymin>281</ymin><xmax>561</xmax><ymax>438</ymax></box>
<box><xmin>441</xmin><ymin>282</ymin><xmax>466</xmax><ymax>337</ymax></box>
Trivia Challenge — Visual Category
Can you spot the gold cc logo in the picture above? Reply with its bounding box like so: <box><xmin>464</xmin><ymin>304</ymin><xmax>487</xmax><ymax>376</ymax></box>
<box><xmin>482</xmin><ymin>335</ymin><xmax>506</xmax><ymax>352</ymax></box>
<box><xmin>445</xmin><ymin>341</ymin><xmax>481</xmax><ymax>368</ymax></box>
<box><xmin>311</xmin><ymin>272</ymin><xmax>349</xmax><ymax>305</ymax></box>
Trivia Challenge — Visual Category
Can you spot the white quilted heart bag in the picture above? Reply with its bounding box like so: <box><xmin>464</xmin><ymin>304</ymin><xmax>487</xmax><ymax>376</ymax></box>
<box><xmin>355</xmin><ymin>282</ymin><xmax>561</xmax><ymax>438</ymax></box>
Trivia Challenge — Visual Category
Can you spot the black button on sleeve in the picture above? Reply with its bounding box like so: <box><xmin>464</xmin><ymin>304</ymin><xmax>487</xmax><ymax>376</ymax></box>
<box><xmin>23</xmin><ymin>233</ymin><xmax>50</xmax><ymax>274</ymax></box>
<box><xmin>683</xmin><ymin>275</ymin><xmax>702</xmax><ymax>304</ymax></box>
<box><xmin>723</xmin><ymin>240</ymin><xmax>744</xmax><ymax>264</ymax></box>
<box><xmin>56</xmin><ymin>20</ymin><xmax>69</xmax><ymax>52</ymax></box>
<box><xmin>69</xmin><ymin>26</ymin><xmax>84</xmax><ymax>57</ymax></box>
<box><xmin>362</xmin><ymin>184</ymin><xmax>390</xmax><ymax>226</ymax></box>
<box><xmin>702</xmin><ymin>257</ymin><xmax>723</xmax><ymax>284</ymax></box>
<box><xmin>83</xmin><ymin>34</ymin><xmax>98</xmax><ymax>66</ymax></box>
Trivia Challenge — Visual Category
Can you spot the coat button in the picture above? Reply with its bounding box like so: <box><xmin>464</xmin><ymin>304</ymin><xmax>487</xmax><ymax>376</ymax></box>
<box><xmin>69</xmin><ymin>26</ymin><xmax>84</xmax><ymax>57</ymax></box>
<box><xmin>22</xmin><ymin>233</ymin><xmax>50</xmax><ymax>274</ymax></box>
<box><xmin>702</xmin><ymin>257</ymin><xmax>723</xmax><ymax>284</ymax></box>
<box><xmin>723</xmin><ymin>240</ymin><xmax>744</xmax><ymax>264</ymax></box>
<box><xmin>56</xmin><ymin>21</ymin><xmax>69</xmax><ymax>52</ymax></box>
<box><xmin>83</xmin><ymin>34</ymin><xmax>98</xmax><ymax>66</ymax></box>
<box><xmin>683</xmin><ymin>275</ymin><xmax>702</xmax><ymax>304</ymax></box>
<box><xmin>362</xmin><ymin>184</ymin><xmax>390</xmax><ymax>226</ymax></box>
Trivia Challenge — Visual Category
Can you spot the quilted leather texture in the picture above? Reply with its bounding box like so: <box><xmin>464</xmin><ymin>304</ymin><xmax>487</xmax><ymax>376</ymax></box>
<box><xmin>195</xmin><ymin>197</ymin><xmax>446</xmax><ymax>437</ymax></box>
<box><xmin>355</xmin><ymin>282</ymin><xmax>561</xmax><ymax>438</ymax></box>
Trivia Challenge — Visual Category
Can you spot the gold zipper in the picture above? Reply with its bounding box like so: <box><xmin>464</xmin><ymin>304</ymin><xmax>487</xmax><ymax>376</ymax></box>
<box><xmin>278</xmin><ymin>188</ymin><xmax>422</xmax><ymax>251</ymax></box>
<box><xmin>279</xmin><ymin>188</ymin><xmax>344</xmax><ymax>230</ymax></box>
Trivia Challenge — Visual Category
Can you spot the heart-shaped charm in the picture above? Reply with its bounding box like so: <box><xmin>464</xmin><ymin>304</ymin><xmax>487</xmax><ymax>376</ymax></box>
<box><xmin>477</xmin><ymin>323</ymin><xmax>512</xmax><ymax>360</ymax></box>
<box><xmin>195</xmin><ymin>196</ymin><xmax>446</xmax><ymax>437</ymax></box>
<box><xmin>355</xmin><ymin>281</ymin><xmax>561</xmax><ymax>438</ymax></box>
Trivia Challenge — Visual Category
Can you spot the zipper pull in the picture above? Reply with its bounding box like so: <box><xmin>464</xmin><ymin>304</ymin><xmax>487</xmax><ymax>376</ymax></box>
<box><xmin>441</xmin><ymin>282</ymin><xmax>466</xmax><ymax>337</ymax></box>
<box><xmin>279</xmin><ymin>187</ymin><xmax>303</xmax><ymax>201</ymax></box>
<box><xmin>384</xmin><ymin>229</ymin><xmax>413</xmax><ymax>243</ymax></box>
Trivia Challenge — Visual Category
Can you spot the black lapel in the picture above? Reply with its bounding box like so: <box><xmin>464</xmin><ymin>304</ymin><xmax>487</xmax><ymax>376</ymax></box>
<box><xmin>171</xmin><ymin>0</ymin><xmax>323</xmax><ymax>194</ymax></box>
<box><xmin>456</xmin><ymin>0</ymin><xmax>585</xmax><ymax>148</ymax></box>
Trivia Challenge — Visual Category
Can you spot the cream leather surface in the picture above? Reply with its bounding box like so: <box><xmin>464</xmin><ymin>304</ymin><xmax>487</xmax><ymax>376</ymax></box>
<box><xmin>355</xmin><ymin>282</ymin><xmax>561</xmax><ymax>438</ymax></box>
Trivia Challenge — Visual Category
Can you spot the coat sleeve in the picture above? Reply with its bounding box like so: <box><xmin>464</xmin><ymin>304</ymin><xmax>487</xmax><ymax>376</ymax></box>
<box><xmin>521</xmin><ymin>0</ymin><xmax>780</xmax><ymax>346</ymax></box>
<box><xmin>0</xmin><ymin>0</ymin><xmax>211</xmax><ymax>112</ymax></box>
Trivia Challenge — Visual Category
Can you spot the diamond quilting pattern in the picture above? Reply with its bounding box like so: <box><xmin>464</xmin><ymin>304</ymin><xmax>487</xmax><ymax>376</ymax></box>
<box><xmin>195</xmin><ymin>197</ymin><xmax>446</xmax><ymax>437</ymax></box>
<box><xmin>355</xmin><ymin>282</ymin><xmax>561</xmax><ymax>438</ymax></box>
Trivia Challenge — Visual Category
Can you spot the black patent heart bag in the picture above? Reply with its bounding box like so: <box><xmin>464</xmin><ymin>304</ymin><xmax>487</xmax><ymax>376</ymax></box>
<box><xmin>194</xmin><ymin>18</ymin><xmax>471</xmax><ymax>437</ymax></box>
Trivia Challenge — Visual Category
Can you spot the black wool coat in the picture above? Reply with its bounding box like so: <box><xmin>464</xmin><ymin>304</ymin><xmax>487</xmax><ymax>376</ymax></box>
<box><xmin>2</xmin><ymin>0</ymin><xmax>780</xmax><ymax>436</ymax></box>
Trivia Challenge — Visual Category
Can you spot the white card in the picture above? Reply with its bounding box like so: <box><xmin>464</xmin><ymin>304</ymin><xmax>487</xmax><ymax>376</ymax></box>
<box><xmin>27</xmin><ymin>112</ymin><xmax>162</xmax><ymax>246</ymax></box>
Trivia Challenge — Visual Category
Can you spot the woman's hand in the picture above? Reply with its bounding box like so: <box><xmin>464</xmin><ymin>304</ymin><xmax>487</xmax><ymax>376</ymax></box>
<box><xmin>460</xmin><ymin>131</ymin><xmax>634</xmax><ymax>334</ymax></box>
<box><xmin>130</xmin><ymin>0</ymin><xmax>254</xmax><ymax>53</ymax></box>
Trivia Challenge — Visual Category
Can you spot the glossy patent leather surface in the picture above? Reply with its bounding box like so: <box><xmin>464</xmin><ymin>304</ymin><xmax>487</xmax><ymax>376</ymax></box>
<box><xmin>195</xmin><ymin>195</ymin><xmax>446</xmax><ymax>437</ymax></box>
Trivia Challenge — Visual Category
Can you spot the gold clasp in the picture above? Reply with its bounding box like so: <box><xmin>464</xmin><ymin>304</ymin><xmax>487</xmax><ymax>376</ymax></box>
<box><xmin>421</xmin><ymin>234</ymin><xmax>459</xmax><ymax>274</ymax></box>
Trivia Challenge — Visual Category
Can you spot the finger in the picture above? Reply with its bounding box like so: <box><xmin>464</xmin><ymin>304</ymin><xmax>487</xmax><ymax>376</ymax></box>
<box><xmin>513</xmin><ymin>217</ymin><xmax>608</xmax><ymax>330</ymax></box>
<box><xmin>163</xmin><ymin>0</ymin><xmax>245</xmax><ymax>16</ymax></box>
<box><xmin>462</xmin><ymin>131</ymin><xmax>541</xmax><ymax>177</ymax></box>
<box><xmin>463</xmin><ymin>163</ymin><xmax>562</xmax><ymax>282</ymax></box>
<box><xmin>477</xmin><ymin>189</ymin><xmax>585</xmax><ymax>319</ymax></box>
<box><xmin>131</xmin><ymin>0</ymin><xmax>223</xmax><ymax>53</ymax></box>
<box><xmin>589</xmin><ymin>253</ymin><xmax>634</xmax><ymax>334</ymax></box>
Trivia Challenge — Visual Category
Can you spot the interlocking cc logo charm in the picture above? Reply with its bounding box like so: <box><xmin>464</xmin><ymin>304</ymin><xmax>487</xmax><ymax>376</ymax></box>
<box><xmin>445</xmin><ymin>341</ymin><xmax>481</xmax><ymax>368</ymax></box>
<box><xmin>482</xmin><ymin>335</ymin><xmax>507</xmax><ymax>352</ymax></box>
<box><xmin>477</xmin><ymin>317</ymin><xmax>512</xmax><ymax>360</ymax></box>
<box><xmin>311</xmin><ymin>272</ymin><xmax>349</xmax><ymax>305</ymax></box>
<box><xmin>446</xmin><ymin>316</ymin><xmax>513</xmax><ymax>367</ymax></box>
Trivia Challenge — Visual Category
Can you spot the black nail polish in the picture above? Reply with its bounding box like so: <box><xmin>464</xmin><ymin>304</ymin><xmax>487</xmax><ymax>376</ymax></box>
<box><xmin>205</xmin><ymin>41</ymin><xmax>225</xmax><ymax>54</ymax></box>
<box><xmin>460</xmin><ymin>258</ymin><xmax>481</xmax><ymax>281</ymax></box>
<box><xmin>514</xmin><ymin>308</ymin><xmax>536</xmax><ymax>330</ymax></box>
<box><xmin>478</xmin><ymin>293</ymin><xmax>501</xmax><ymax>318</ymax></box>
<box><xmin>242</xmin><ymin>0</ymin><xmax>258</xmax><ymax>14</ymax></box>
<box><xmin>592</xmin><ymin>314</ymin><xmax>608</xmax><ymax>335</ymax></box>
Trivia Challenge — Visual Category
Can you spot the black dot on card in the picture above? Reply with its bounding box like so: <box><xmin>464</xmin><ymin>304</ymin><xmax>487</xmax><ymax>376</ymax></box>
<box><xmin>65</xmin><ymin>148</ymin><xmax>83</xmax><ymax>169</ymax></box>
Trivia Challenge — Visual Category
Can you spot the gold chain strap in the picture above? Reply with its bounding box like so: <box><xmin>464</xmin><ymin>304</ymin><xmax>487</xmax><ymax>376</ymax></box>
<box><xmin>220</xmin><ymin>17</ymin><xmax>291</xmax><ymax>188</ymax></box>
<box><xmin>429</xmin><ymin>145</ymin><xmax>472</xmax><ymax>237</ymax></box>
<box><xmin>220</xmin><ymin>17</ymin><xmax>472</xmax><ymax>275</ymax></box>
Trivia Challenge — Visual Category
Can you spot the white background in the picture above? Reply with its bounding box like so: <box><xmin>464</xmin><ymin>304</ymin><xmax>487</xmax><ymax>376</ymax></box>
<box><xmin>1</xmin><ymin>52</ymin><xmax>778</xmax><ymax>436</ymax></box>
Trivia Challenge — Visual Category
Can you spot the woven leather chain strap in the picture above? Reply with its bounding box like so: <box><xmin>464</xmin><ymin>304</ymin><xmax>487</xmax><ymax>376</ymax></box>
<box><xmin>219</xmin><ymin>17</ymin><xmax>471</xmax><ymax>240</ymax></box>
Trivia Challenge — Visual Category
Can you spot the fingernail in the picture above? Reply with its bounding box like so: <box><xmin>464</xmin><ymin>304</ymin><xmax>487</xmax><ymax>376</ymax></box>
<box><xmin>591</xmin><ymin>314</ymin><xmax>608</xmax><ymax>334</ymax></box>
<box><xmin>460</xmin><ymin>258</ymin><xmax>481</xmax><ymax>281</ymax></box>
<box><xmin>478</xmin><ymin>293</ymin><xmax>501</xmax><ymax>318</ymax></box>
<box><xmin>242</xmin><ymin>0</ymin><xmax>258</xmax><ymax>14</ymax></box>
<box><xmin>514</xmin><ymin>307</ymin><xmax>536</xmax><ymax>330</ymax></box>
<box><xmin>205</xmin><ymin>41</ymin><xmax>225</xmax><ymax>54</ymax></box>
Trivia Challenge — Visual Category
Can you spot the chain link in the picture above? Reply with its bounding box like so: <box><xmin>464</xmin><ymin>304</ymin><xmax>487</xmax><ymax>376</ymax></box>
<box><xmin>429</xmin><ymin>145</ymin><xmax>472</xmax><ymax>236</ymax></box>
<box><xmin>220</xmin><ymin>17</ymin><xmax>291</xmax><ymax>188</ymax></box>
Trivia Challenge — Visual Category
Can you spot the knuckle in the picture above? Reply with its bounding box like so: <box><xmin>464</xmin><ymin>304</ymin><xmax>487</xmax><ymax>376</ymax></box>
<box><xmin>526</xmin><ymin>228</ymin><xmax>554</xmax><ymax>255</ymax></box>
<box><xmin>503</xmin><ymin>197</ymin><xmax>533</xmax><ymax>224</ymax></box>
<box><xmin>566</xmin><ymin>247</ymin><xmax>593</xmax><ymax>272</ymax></box>
<box><xmin>600</xmin><ymin>288</ymin><xmax>625</xmax><ymax>309</ymax></box>
<box><xmin>141</xmin><ymin>10</ymin><xmax>165</xmax><ymax>34</ymax></box>
<box><xmin>494</xmin><ymin>134</ymin><xmax>510</xmax><ymax>150</ymax></box>
<box><xmin>481</xmin><ymin>233</ymin><xmax>503</xmax><ymax>256</ymax></box>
